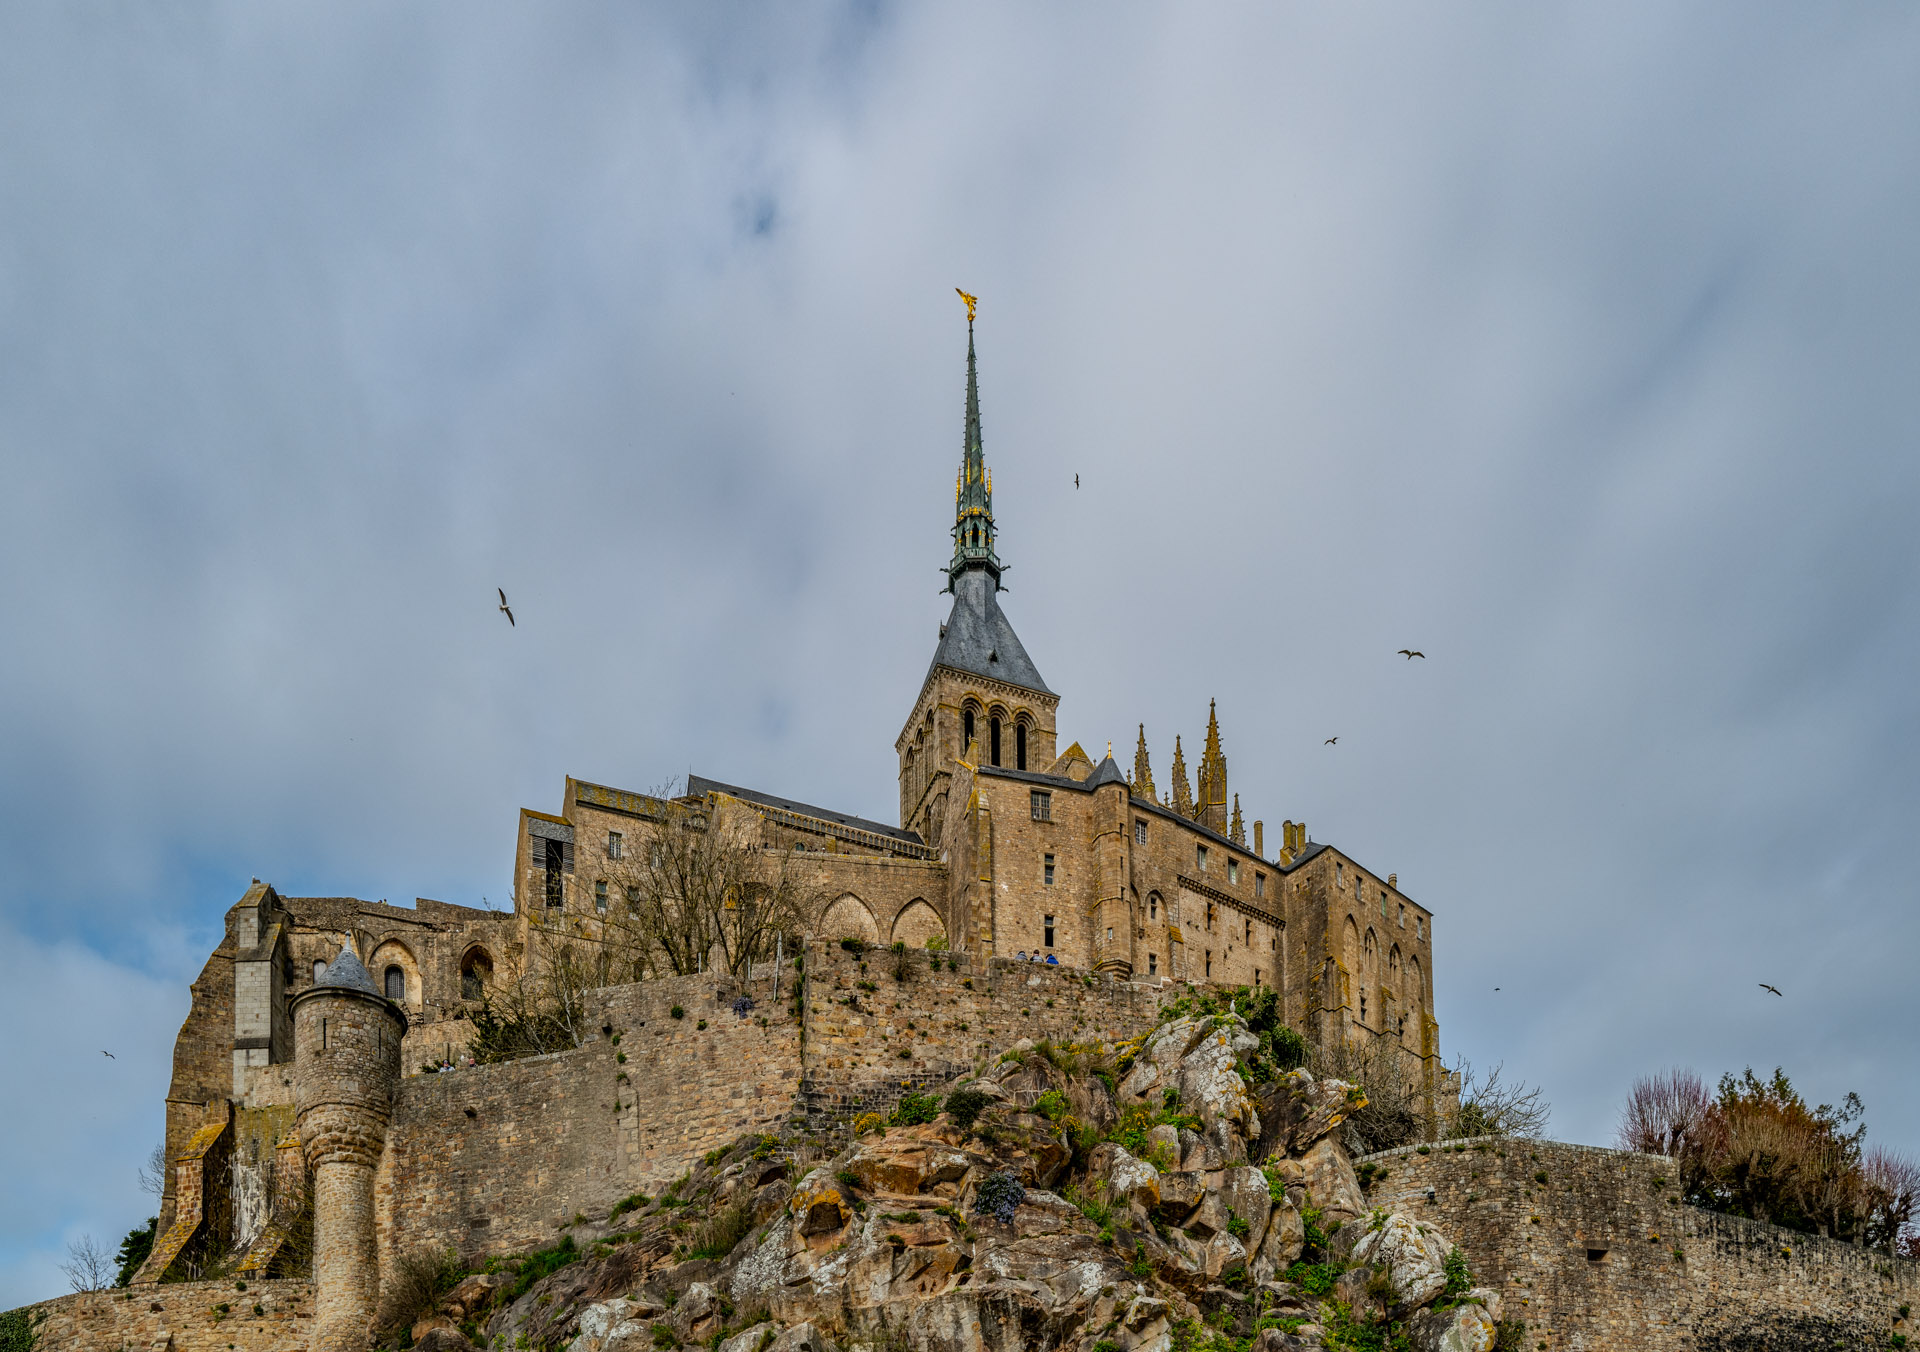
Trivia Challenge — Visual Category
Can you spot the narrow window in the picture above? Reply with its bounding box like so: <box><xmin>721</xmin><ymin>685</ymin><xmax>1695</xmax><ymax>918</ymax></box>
<box><xmin>1043</xmin><ymin>915</ymin><xmax>1055</xmax><ymax>947</ymax></box>
<box><xmin>544</xmin><ymin>838</ymin><xmax>564</xmax><ymax>907</ymax></box>
<box><xmin>1205</xmin><ymin>951</ymin><xmax>1213</xmax><ymax>979</ymax></box>
<box><xmin>607</xmin><ymin>830</ymin><xmax>622</xmax><ymax>859</ymax></box>
<box><xmin>385</xmin><ymin>966</ymin><xmax>405</xmax><ymax>1002</ymax></box>
<box><xmin>1399</xmin><ymin>903</ymin><xmax>1406</xmax><ymax>927</ymax></box>
<box><xmin>313</xmin><ymin>959</ymin><xmax>326</xmax><ymax>982</ymax></box>
<box><xmin>990</xmin><ymin>716</ymin><xmax>1002</xmax><ymax>767</ymax></box>
<box><xmin>1336</xmin><ymin>862</ymin><xmax>1344</xmax><ymax>888</ymax></box>
<box><xmin>461</xmin><ymin>962</ymin><xmax>484</xmax><ymax>1000</ymax></box>
<box><xmin>1245</xmin><ymin>918</ymin><xmax>1252</xmax><ymax>945</ymax></box>
<box><xmin>1229</xmin><ymin>859</ymin><xmax>1239</xmax><ymax>885</ymax></box>
<box><xmin>1206</xmin><ymin>903</ymin><xmax>1215</xmax><ymax>930</ymax></box>
<box><xmin>1148</xmin><ymin>893</ymin><xmax>1158</xmax><ymax>920</ymax></box>
<box><xmin>1031</xmin><ymin>791</ymin><xmax>1052</xmax><ymax>821</ymax></box>
<box><xmin>1417</xmin><ymin>917</ymin><xmax>1425</xmax><ymax>940</ymax></box>
<box><xmin>1135</xmin><ymin>819</ymin><xmax>1148</xmax><ymax>846</ymax></box>
<box><xmin>1254</xmin><ymin>969</ymin><xmax>1262</xmax><ymax>986</ymax></box>
<box><xmin>594</xmin><ymin>880</ymin><xmax>608</xmax><ymax>912</ymax></box>
<box><xmin>1255</xmin><ymin>872</ymin><xmax>1265</xmax><ymax>899</ymax></box>
<box><xmin>1016</xmin><ymin>723</ymin><xmax>1027</xmax><ymax>771</ymax></box>
<box><xmin>1148</xmin><ymin>953</ymin><xmax>1158</xmax><ymax>975</ymax></box>
<box><xmin>1043</xmin><ymin>853</ymin><xmax>1055</xmax><ymax>886</ymax></box>
<box><xmin>1197</xmin><ymin>844</ymin><xmax>1208</xmax><ymax>871</ymax></box>
<box><xmin>1106</xmin><ymin>926</ymin><xmax>1113</xmax><ymax>943</ymax></box>
<box><xmin>1360</xmin><ymin>990</ymin><xmax>1368</xmax><ymax>1020</ymax></box>
<box><xmin>964</xmin><ymin>707</ymin><xmax>975</xmax><ymax>752</ymax></box>
<box><xmin>625</xmin><ymin>885</ymin><xmax>640</xmax><ymax>913</ymax></box>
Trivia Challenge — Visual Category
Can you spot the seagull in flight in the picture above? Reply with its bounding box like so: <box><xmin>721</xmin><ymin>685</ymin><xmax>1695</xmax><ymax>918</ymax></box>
<box><xmin>1075</xmin><ymin>474</ymin><xmax>1080</xmax><ymax>489</ymax></box>
<box><xmin>1324</xmin><ymin>736</ymin><xmax>1338</xmax><ymax>745</ymax></box>
<box><xmin>1759</xmin><ymin>983</ymin><xmax>1782</xmax><ymax>997</ymax></box>
<box><xmin>101</xmin><ymin>1050</ymin><xmax>115</xmax><ymax>1059</ymax></box>
<box><xmin>1399</xmin><ymin>649</ymin><xmax>1425</xmax><ymax>660</ymax></box>
<box><xmin>498</xmin><ymin>588</ymin><xmax>514</xmax><ymax>627</ymax></box>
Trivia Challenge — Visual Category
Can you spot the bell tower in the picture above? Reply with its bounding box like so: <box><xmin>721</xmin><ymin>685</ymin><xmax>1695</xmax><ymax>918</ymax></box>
<box><xmin>897</xmin><ymin>295</ymin><xmax>1059</xmax><ymax>845</ymax></box>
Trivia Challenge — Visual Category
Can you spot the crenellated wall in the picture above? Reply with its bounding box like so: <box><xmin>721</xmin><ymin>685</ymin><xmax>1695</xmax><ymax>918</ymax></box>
<box><xmin>1361</xmin><ymin>1137</ymin><xmax>1920</xmax><ymax>1351</ymax></box>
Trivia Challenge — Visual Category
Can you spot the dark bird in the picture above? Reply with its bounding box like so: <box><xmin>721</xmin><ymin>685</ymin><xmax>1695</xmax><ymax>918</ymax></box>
<box><xmin>497</xmin><ymin>588</ymin><xmax>514</xmax><ymax>627</ymax></box>
<box><xmin>1075</xmin><ymin>474</ymin><xmax>1080</xmax><ymax>489</ymax></box>
<box><xmin>101</xmin><ymin>1050</ymin><xmax>114</xmax><ymax>1059</ymax></box>
<box><xmin>1324</xmin><ymin>737</ymin><xmax>1338</xmax><ymax>745</ymax></box>
<box><xmin>1494</xmin><ymin>988</ymin><xmax>1500</xmax><ymax>992</ymax></box>
<box><xmin>1759</xmin><ymin>983</ymin><xmax>1783</xmax><ymax>997</ymax></box>
<box><xmin>1399</xmin><ymin>649</ymin><xmax>1425</xmax><ymax>659</ymax></box>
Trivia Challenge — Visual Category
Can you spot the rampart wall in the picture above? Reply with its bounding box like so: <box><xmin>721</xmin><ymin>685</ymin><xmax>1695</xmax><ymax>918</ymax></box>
<box><xmin>24</xmin><ymin>1277</ymin><xmax>312</xmax><ymax>1352</ymax></box>
<box><xmin>1362</xmin><ymin>1137</ymin><xmax>1919</xmax><ymax>1351</ymax></box>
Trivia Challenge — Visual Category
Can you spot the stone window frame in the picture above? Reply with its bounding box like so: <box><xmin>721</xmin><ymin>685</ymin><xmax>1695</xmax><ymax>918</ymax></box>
<box><xmin>1043</xmin><ymin>853</ymin><xmax>1055</xmax><ymax>886</ymax></box>
<box><xmin>1228</xmin><ymin>859</ymin><xmax>1239</xmax><ymax>885</ymax></box>
<box><xmin>594</xmin><ymin>880</ymin><xmax>609</xmax><ymax>912</ymax></box>
<box><xmin>1030</xmin><ymin>790</ymin><xmax>1052</xmax><ymax>822</ymax></box>
<box><xmin>1134</xmin><ymin>819</ymin><xmax>1148</xmax><ymax>846</ymax></box>
<box><xmin>607</xmin><ymin>830</ymin><xmax>623</xmax><ymax>860</ymax></box>
<box><xmin>1255</xmin><ymin>871</ymin><xmax>1265</xmax><ymax>899</ymax></box>
<box><xmin>1196</xmin><ymin>844</ymin><xmax>1209</xmax><ymax>872</ymax></box>
<box><xmin>1043</xmin><ymin>914</ymin><xmax>1055</xmax><ymax>947</ymax></box>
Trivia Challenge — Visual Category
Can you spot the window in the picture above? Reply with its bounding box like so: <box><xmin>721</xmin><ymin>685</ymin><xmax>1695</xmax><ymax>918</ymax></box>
<box><xmin>1148</xmin><ymin>953</ymin><xmax>1158</xmax><ymax>975</ymax></box>
<box><xmin>1031</xmin><ymin>791</ymin><xmax>1052</xmax><ymax>821</ymax></box>
<box><xmin>1360</xmin><ymin>990</ymin><xmax>1368</xmax><ymax>1020</ymax></box>
<box><xmin>1196</xmin><ymin>844</ymin><xmax>1209</xmax><ymax>871</ymax></box>
<box><xmin>1135</xmin><ymin>820</ymin><xmax>1148</xmax><ymax>846</ymax></box>
<box><xmin>1043</xmin><ymin>915</ymin><xmax>1055</xmax><ymax>947</ymax></box>
<box><xmin>594</xmin><ymin>880</ymin><xmax>608</xmax><ymax>912</ymax></box>
<box><xmin>1016</xmin><ymin>724</ymin><xmax>1027</xmax><ymax>771</ymax></box>
<box><xmin>625</xmin><ymin>885</ymin><xmax>640</xmax><ymax>913</ymax></box>
<box><xmin>1043</xmin><ymin>853</ymin><xmax>1055</xmax><ymax>886</ymax></box>
<box><xmin>1399</xmin><ymin>903</ymin><xmax>1406</xmax><ymax>928</ymax></box>
<box><xmin>1205</xmin><ymin>951</ymin><xmax>1213</xmax><ymax>979</ymax></box>
<box><xmin>607</xmin><ymin>830</ymin><xmax>622</xmax><ymax>859</ymax></box>
<box><xmin>1254</xmin><ymin>969</ymin><xmax>1262</xmax><ymax>987</ymax></box>
<box><xmin>544</xmin><ymin>838</ymin><xmax>565</xmax><ymax>907</ymax></box>
<box><xmin>1206</xmin><ymin>903</ymin><xmax>1216</xmax><ymax>931</ymax></box>
<box><xmin>461</xmin><ymin>952</ymin><xmax>491</xmax><ymax>1000</ymax></box>
<box><xmin>990</xmin><ymin>716</ymin><xmax>1002</xmax><ymax>766</ymax></box>
<box><xmin>1417</xmin><ymin>916</ymin><xmax>1424</xmax><ymax>940</ymax></box>
<box><xmin>1106</xmin><ymin>926</ymin><xmax>1113</xmax><ymax>943</ymax></box>
<box><xmin>1229</xmin><ymin>859</ymin><xmax>1240</xmax><ymax>885</ymax></box>
<box><xmin>385</xmin><ymin>966</ymin><xmax>405</xmax><ymax>1002</ymax></box>
<box><xmin>1255</xmin><ymin>872</ymin><xmax>1265</xmax><ymax>899</ymax></box>
<box><xmin>1381</xmin><ymin>889</ymin><xmax>1388</xmax><ymax>920</ymax></box>
<box><xmin>1244</xmin><ymin>918</ymin><xmax>1253</xmax><ymax>945</ymax></box>
<box><xmin>1336</xmin><ymin>862</ymin><xmax>1344</xmax><ymax>888</ymax></box>
<box><xmin>313</xmin><ymin>959</ymin><xmax>327</xmax><ymax>982</ymax></box>
<box><xmin>964</xmin><ymin>707</ymin><xmax>975</xmax><ymax>751</ymax></box>
<box><xmin>1148</xmin><ymin>893</ymin><xmax>1158</xmax><ymax>920</ymax></box>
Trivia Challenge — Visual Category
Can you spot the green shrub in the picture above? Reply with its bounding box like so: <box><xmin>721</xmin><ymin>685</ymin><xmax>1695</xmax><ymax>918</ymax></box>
<box><xmin>669</xmin><ymin>1005</ymin><xmax>685</xmax><ymax>1020</ymax></box>
<box><xmin>1035</xmin><ymin>1090</ymin><xmax>1070</xmax><ymax>1122</ymax></box>
<box><xmin>688</xmin><ymin>1202</ymin><xmax>754</xmax><ymax>1260</ymax></box>
<box><xmin>114</xmin><ymin>1218</ymin><xmax>157</xmax><ymax>1288</ymax></box>
<box><xmin>839</xmin><ymin>938</ymin><xmax>866</xmax><ymax>954</ymax></box>
<box><xmin>609</xmin><ymin>1194</ymin><xmax>650</xmax><ymax>1223</ymax></box>
<box><xmin>503</xmin><ymin>1236</ymin><xmax>578</xmax><ymax>1303</ymax></box>
<box><xmin>944</xmin><ymin>1089</ymin><xmax>992</xmax><ymax>1131</ymax></box>
<box><xmin>1442</xmin><ymin>1246</ymin><xmax>1474</xmax><ymax>1299</ymax></box>
<box><xmin>893</xmin><ymin>1092</ymin><xmax>942</xmax><ymax>1126</ymax></box>
<box><xmin>0</xmin><ymin>1308</ymin><xmax>47</xmax><ymax>1352</ymax></box>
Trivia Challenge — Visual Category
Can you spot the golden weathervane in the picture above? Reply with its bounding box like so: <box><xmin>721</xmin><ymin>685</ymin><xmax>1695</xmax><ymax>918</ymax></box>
<box><xmin>956</xmin><ymin>288</ymin><xmax>978</xmax><ymax>323</ymax></box>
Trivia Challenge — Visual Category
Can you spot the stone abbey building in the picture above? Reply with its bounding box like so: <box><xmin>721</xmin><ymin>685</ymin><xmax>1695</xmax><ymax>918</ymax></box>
<box><xmin>140</xmin><ymin>318</ymin><xmax>1441</xmax><ymax>1313</ymax></box>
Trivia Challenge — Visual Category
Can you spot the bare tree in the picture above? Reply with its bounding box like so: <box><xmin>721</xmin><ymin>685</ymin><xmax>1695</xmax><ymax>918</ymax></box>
<box><xmin>468</xmin><ymin>926</ymin><xmax>597</xmax><ymax>1064</ymax></box>
<box><xmin>60</xmin><ymin>1235</ymin><xmax>114</xmax><ymax>1293</ymax></box>
<box><xmin>1616</xmin><ymin>1068</ymin><xmax>1712</xmax><ymax>1156</ymax></box>
<box><xmin>138</xmin><ymin>1143</ymin><xmax>168</xmax><ymax>1202</ymax></box>
<box><xmin>1860</xmin><ymin>1146</ymin><xmax>1919</xmax><ymax>1251</ymax></box>
<box><xmin>1449</xmin><ymin>1058</ymin><xmax>1551</xmax><ymax>1139</ymax></box>
<box><xmin>1311</xmin><ymin>1035</ymin><xmax>1428</xmax><ymax>1155</ymax></box>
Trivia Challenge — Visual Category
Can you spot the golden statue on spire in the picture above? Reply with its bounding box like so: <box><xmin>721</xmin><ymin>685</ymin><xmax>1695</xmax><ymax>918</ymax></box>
<box><xmin>956</xmin><ymin>288</ymin><xmax>978</xmax><ymax>323</ymax></box>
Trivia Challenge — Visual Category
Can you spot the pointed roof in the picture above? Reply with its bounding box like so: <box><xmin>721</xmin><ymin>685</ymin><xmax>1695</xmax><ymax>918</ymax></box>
<box><xmin>316</xmin><ymin>942</ymin><xmax>378</xmax><ymax>996</ymax></box>
<box><xmin>1086</xmin><ymin>755</ymin><xmax>1126</xmax><ymax>790</ymax></box>
<box><xmin>1132</xmin><ymin>724</ymin><xmax>1156</xmax><ymax>802</ymax></box>
<box><xmin>927</xmin><ymin>567</ymin><xmax>1051</xmax><ymax>695</ymax></box>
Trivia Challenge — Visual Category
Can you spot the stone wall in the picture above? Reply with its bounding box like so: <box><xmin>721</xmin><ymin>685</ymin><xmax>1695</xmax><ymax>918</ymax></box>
<box><xmin>22</xmin><ymin>1277</ymin><xmax>313</xmax><ymax>1352</ymax></box>
<box><xmin>1362</xmin><ymin>1137</ymin><xmax>1920</xmax><ymax>1351</ymax></box>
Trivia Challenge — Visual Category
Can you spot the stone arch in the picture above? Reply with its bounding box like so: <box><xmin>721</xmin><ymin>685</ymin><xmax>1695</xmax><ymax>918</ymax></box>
<box><xmin>890</xmin><ymin>898</ymin><xmax>947</xmax><ymax>949</ymax></box>
<box><xmin>459</xmin><ymin>945</ymin><xmax>494</xmax><ymax>1000</ymax></box>
<box><xmin>821</xmin><ymin>892</ymin><xmax>879</xmax><ymax>945</ymax></box>
<box><xmin>368</xmin><ymin>938</ymin><xmax>420</xmax><ymax>1008</ymax></box>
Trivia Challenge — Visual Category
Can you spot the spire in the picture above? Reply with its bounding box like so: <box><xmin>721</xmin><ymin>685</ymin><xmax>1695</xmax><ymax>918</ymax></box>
<box><xmin>1170</xmin><ymin>735</ymin><xmax>1193</xmax><ymax>818</ymax></box>
<box><xmin>947</xmin><ymin>300</ymin><xmax>1003</xmax><ymax>591</ymax></box>
<box><xmin>1197</xmin><ymin>698</ymin><xmax>1229</xmax><ymax>834</ymax></box>
<box><xmin>1230</xmin><ymin>793</ymin><xmax>1246</xmax><ymax>846</ymax></box>
<box><xmin>1132</xmin><ymin>724</ymin><xmax>1157</xmax><ymax>802</ymax></box>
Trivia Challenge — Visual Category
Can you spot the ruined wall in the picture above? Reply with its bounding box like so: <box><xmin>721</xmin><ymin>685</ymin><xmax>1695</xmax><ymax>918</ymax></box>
<box><xmin>21</xmin><ymin>1277</ymin><xmax>313</xmax><ymax>1352</ymax></box>
<box><xmin>1363</xmin><ymin>1138</ymin><xmax>1920</xmax><ymax>1351</ymax></box>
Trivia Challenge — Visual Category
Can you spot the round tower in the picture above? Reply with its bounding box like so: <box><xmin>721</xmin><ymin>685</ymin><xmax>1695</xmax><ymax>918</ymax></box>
<box><xmin>291</xmin><ymin>943</ymin><xmax>407</xmax><ymax>1352</ymax></box>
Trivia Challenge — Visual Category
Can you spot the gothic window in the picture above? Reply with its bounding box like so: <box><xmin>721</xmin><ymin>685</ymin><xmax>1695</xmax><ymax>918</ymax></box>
<box><xmin>990</xmin><ymin>717</ymin><xmax>1002</xmax><ymax>766</ymax></box>
<box><xmin>460</xmin><ymin>950</ymin><xmax>492</xmax><ymax>1000</ymax></box>
<box><xmin>963</xmin><ymin>707</ymin><xmax>975</xmax><ymax>752</ymax></box>
<box><xmin>385</xmin><ymin>966</ymin><xmax>405</xmax><ymax>1002</ymax></box>
<box><xmin>1016</xmin><ymin>723</ymin><xmax>1027</xmax><ymax>771</ymax></box>
<box><xmin>1030</xmin><ymin>791</ymin><xmax>1051</xmax><ymax>821</ymax></box>
<box><xmin>1043</xmin><ymin>915</ymin><xmax>1055</xmax><ymax>947</ymax></box>
<box><xmin>1135</xmin><ymin>820</ymin><xmax>1148</xmax><ymax>846</ymax></box>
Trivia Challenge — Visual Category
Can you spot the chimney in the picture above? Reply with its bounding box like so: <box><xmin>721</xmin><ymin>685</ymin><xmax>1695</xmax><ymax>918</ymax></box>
<box><xmin>1253</xmin><ymin>820</ymin><xmax>1263</xmax><ymax>857</ymax></box>
<box><xmin>1388</xmin><ymin>873</ymin><xmax>1397</xmax><ymax>889</ymax></box>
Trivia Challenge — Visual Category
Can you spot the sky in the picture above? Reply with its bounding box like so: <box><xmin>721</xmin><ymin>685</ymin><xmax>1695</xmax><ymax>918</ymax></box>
<box><xmin>3</xmin><ymin>1</ymin><xmax>1919</xmax><ymax>1307</ymax></box>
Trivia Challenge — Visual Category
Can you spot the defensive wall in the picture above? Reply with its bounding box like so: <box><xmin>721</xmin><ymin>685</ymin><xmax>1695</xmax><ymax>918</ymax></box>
<box><xmin>19</xmin><ymin>1277</ymin><xmax>313</xmax><ymax>1352</ymax></box>
<box><xmin>1360</xmin><ymin>1137</ymin><xmax>1920</xmax><ymax>1351</ymax></box>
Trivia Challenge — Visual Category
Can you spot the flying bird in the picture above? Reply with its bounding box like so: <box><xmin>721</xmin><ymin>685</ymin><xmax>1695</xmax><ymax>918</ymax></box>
<box><xmin>1399</xmin><ymin>649</ymin><xmax>1425</xmax><ymax>659</ymax></box>
<box><xmin>1324</xmin><ymin>737</ymin><xmax>1338</xmax><ymax>745</ymax></box>
<box><xmin>1075</xmin><ymin>474</ymin><xmax>1079</xmax><ymax>489</ymax></box>
<box><xmin>1759</xmin><ymin>983</ymin><xmax>1782</xmax><ymax>997</ymax></box>
<box><xmin>497</xmin><ymin>588</ymin><xmax>514</xmax><ymax>627</ymax></box>
<box><xmin>101</xmin><ymin>1050</ymin><xmax>114</xmax><ymax>1059</ymax></box>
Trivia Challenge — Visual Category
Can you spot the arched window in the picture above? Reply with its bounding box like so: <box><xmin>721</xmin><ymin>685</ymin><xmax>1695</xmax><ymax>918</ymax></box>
<box><xmin>990</xmin><ymin>716</ymin><xmax>1002</xmax><ymax>767</ymax></box>
<box><xmin>1148</xmin><ymin>892</ymin><xmax>1159</xmax><ymax>920</ymax></box>
<box><xmin>1015</xmin><ymin>722</ymin><xmax>1027</xmax><ymax>770</ymax></box>
<box><xmin>461</xmin><ymin>949</ymin><xmax>493</xmax><ymax>1000</ymax></box>
<box><xmin>963</xmin><ymin>707</ymin><xmax>975</xmax><ymax>753</ymax></box>
<box><xmin>313</xmin><ymin>959</ymin><xmax>327</xmax><ymax>982</ymax></box>
<box><xmin>384</xmin><ymin>965</ymin><xmax>405</xmax><ymax>1002</ymax></box>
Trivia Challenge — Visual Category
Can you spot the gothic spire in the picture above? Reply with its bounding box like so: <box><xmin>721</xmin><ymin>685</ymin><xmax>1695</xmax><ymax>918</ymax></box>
<box><xmin>1196</xmin><ymin>698</ymin><xmax>1229</xmax><ymax>833</ymax></box>
<box><xmin>1230</xmin><ymin>793</ymin><xmax>1246</xmax><ymax>846</ymax></box>
<box><xmin>1132</xmin><ymin>724</ymin><xmax>1157</xmax><ymax>803</ymax></box>
<box><xmin>1170</xmin><ymin>735</ymin><xmax>1193</xmax><ymax>818</ymax></box>
<box><xmin>947</xmin><ymin>302</ymin><xmax>1003</xmax><ymax>591</ymax></box>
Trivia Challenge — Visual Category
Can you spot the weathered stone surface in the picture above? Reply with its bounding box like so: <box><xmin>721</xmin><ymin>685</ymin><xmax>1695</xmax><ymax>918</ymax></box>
<box><xmin>791</xmin><ymin>1169</ymin><xmax>853</xmax><ymax>1237</ymax></box>
<box><xmin>718</xmin><ymin>1324</ymin><xmax>778</xmax><ymax>1352</ymax></box>
<box><xmin>1255</xmin><ymin>1198</ymin><xmax>1305</xmax><ymax>1275</ymax></box>
<box><xmin>1297</xmin><ymin>1135</ymin><xmax>1367</xmax><ymax>1222</ymax></box>
<box><xmin>1088</xmin><ymin>1142</ymin><xmax>1160</xmax><ymax>1214</ymax></box>
<box><xmin>568</xmin><ymin>1298</ymin><xmax>654</xmax><ymax>1352</ymax></box>
<box><xmin>1220</xmin><ymin>1165</ymin><xmax>1273</xmax><ymax>1253</ymax></box>
<box><xmin>1406</xmin><ymin>1302</ymin><xmax>1496</xmax><ymax>1352</ymax></box>
<box><xmin>443</xmin><ymin>1271</ymin><xmax>511</xmax><ymax>1322</ymax></box>
<box><xmin>1351</xmin><ymin>1213</ymin><xmax>1453</xmax><ymax>1314</ymax></box>
<box><xmin>1334</xmin><ymin>1265</ymin><xmax>1378</xmax><ymax>1314</ymax></box>
<box><xmin>1153</xmin><ymin>1170</ymin><xmax>1207</xmax><ymax>1222</ymax></box>
<box><xmin>767</xmin><ymin>1322</ymin><xmax>839</xmax><ymax>1352</ymax></box>
<box><xmin>1184</xmin><ymin>1191</ymin><xmax>1230</xmax><ymax>1240</ymax></box>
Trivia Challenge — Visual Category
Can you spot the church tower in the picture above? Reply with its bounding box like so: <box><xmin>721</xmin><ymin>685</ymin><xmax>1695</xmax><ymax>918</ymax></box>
<box><xmin>896</xmin><ymin>301</ymin><xmax>1059</xmax><ymax>846</ymax></box>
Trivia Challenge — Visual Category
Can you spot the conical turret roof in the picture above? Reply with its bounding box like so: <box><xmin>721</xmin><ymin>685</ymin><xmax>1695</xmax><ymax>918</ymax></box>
<box><xmin>316</xmin><ymin>942</ymin><xmax>379</xmax><ymax>996</ymax></box>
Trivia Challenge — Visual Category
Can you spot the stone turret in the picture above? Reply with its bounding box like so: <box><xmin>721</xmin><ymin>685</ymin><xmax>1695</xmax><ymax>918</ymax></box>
<box><xmin>291</xmin><ymin>943</ymin><xmax>407</xmax><ymax>1352</ymax></box>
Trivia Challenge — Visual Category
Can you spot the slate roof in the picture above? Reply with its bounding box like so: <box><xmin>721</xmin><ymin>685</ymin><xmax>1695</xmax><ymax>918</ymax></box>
<box><xmin>316</xmin><ymin>944</ymin><xmax>379</xmax><ymax>996</ymax></box>
<box><xmin>687</xmin><ymin>774</ymin><xmax>924</xmax><ymax>846</ymax></box>
<box><xmin>927</xmin><ymin>568</ymin><xmax>1052</xmax><ymax>696</ymax></box>
<box><xmin>1085</xmin><ymin>755</ymin><xmax>1127</xmax><ymax>789</ymax></box>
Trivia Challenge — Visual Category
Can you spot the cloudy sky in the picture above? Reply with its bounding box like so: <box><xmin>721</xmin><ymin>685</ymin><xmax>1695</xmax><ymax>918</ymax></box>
<box><xmin>4</xmin><ymin>2</ymin><xmax>1918</xmax><ymax>1305</ymax></box>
